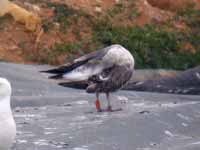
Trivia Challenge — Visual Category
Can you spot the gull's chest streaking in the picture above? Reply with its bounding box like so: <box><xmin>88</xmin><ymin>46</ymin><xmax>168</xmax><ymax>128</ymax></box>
<box><xmin>0</xmin><ymin>78</ymin><xmax>16</xmax><ymax>150</ymax></box>
<box><xmin>41</xmin><ymin>44</ymin><xmax>135</xmax><ymax>112</ymax></box>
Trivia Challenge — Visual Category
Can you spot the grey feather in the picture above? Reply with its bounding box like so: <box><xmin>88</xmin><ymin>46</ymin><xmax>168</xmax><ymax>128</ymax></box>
<box><xmin>74</xmin><ymin>47</ymin><xmax>108</xmax><ymax>63</ymax></box>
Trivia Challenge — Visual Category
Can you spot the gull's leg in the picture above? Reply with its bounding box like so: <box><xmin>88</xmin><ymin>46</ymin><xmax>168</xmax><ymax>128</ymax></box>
<box><xmin>106</xmin><ymin>92</ymin><xmax>112</xmax><ymax>111</ymax></box>
<box><xmin>106</xmin><ymin>93</ymin><xmax>123</xmax><ymax>112</ymax></box>
<box><xmin>95</xmin><ymin>92</ymin><xmax>102</xmax><ymax>112</ymax></box>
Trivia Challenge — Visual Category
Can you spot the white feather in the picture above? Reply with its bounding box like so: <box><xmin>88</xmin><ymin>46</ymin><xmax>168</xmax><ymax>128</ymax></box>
<box><xmin>99</xmin><ymin>75</ymin><xmax>109</xmax><ymax>81</ymax></box>
<box><xmin>0</xmin><ymin>78</ymin><xmax>16</xmax><ymax>150</ymax></box>
<box><xmin>63</xmin><ymin>65</ymin><xmax>103</xmax><ymax>81</ymax></box>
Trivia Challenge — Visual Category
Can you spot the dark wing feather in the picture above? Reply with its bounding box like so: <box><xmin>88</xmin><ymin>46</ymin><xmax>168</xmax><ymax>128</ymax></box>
<box><xmin>58</xmin><ymin>81</ymin><xmax>88</xmax><ymax>89</ymax></box>
<box><xmin>40</xmin><ymin>60</ymin><xmax>88</xmax><ymax>74</ymax></box>
<box><xmin>40</xmin><ymin>47</ymin><xmax>108</xmax><ymax>79</ymax></box>
<box><xmin>74</xmin><ymin>47</ymin><xmax>107</xmax><ymax>63</ymax></box>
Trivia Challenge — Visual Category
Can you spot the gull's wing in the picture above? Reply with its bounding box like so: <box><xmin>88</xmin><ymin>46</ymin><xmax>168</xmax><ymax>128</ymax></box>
<box><xmin>41</xmin><ymin>47</ymin><xmax>110</xmax><ymax>81</ymax></box>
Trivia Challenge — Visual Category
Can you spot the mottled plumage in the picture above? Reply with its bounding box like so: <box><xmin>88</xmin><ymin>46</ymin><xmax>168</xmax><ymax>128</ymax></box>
<box><xmin>87</xmin><ymin>65</ymin><xmax>133</xmax><ymax>93</ymax></box>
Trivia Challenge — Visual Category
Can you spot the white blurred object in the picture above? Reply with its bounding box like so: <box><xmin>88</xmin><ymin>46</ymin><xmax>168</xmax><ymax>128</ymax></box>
<box><xmin>0</xmin><ymin>78</ymin><xmax>16</xmax><ymax>150</ymax></box>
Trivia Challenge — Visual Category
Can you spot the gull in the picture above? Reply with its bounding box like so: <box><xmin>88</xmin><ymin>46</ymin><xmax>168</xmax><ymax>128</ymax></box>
<box><xmin>42</xmin><ymin>44</ymin><xmax>134</xmax><ymax>112</ymax></box>
<box><xmin>0</xmin><ymin>78</ymin><xmax>16</xmax><ymax>149</ymax></box>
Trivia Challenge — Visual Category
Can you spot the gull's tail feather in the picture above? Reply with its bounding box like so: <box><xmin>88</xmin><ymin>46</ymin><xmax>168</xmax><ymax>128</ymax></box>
<box><xmin>48</xmin><ymin>74</ymin><xmax>63</xmax><ymax>79</ymax></box>
<box><xmin>58</xmin><ymin>81</ymin><xmax>88</xmax><ymax>89</ymax></box>
<box><xmin>40</xmin><ymin>60</ymin><xmax>88</xmax><ymax>75</ymax></box>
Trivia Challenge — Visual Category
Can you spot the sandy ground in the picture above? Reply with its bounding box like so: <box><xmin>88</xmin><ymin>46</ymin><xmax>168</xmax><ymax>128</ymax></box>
<box><xmin>0</xmin><ymin>62</ymin><xmax>200</xmax><ymax>150</ymax></box>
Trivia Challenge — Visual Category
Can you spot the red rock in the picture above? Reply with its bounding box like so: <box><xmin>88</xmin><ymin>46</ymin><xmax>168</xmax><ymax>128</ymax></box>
<box><xmin>147</xmin><ymin>0</ymin><xmax>200</xmax><ymax>11</ymax></box>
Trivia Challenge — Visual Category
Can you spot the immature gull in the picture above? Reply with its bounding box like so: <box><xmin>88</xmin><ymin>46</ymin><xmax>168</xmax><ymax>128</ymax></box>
<box><xmin>42</xmin><ymin>44</ymin><xmax>134</xmax><ymax>112</ymax></box>
<box><xmin>0</xmin><ymin>78</ymin><xmax>16</xmax><ymax>149</ymax></box>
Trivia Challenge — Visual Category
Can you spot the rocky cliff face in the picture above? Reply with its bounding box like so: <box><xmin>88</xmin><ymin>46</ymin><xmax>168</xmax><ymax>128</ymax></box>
<box><xmin>0</xmin><ymin>0</ymin><xmax>199</xmax><ymax>66</ymax></box>
<box><xmin>147</xmin><ymin>0</ymin><xmax>200</xmax><ymax>11</ymax></box>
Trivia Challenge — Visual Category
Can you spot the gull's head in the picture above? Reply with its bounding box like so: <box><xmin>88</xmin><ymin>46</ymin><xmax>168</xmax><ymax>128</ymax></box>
<box><xmin>0</xmin><ymin>78</ymin><xmax>11</xmax><ymax>98</ymax></box>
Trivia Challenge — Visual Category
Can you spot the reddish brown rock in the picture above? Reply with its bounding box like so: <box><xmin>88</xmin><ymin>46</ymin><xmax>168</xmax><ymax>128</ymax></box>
<box><xmin>147</xmin><ymin>0</ymin><xmax>200</xmax><ymax>11</ymax></box>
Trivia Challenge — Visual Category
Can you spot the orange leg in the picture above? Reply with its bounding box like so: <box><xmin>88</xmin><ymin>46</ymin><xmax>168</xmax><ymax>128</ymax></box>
<box><xmin>95</xmin><ymin>92</ymin><xmax>102</xmax><ymax>112</ymax></box>
<box><xmin>95</xmin><ymin>99</ymin><xmax>102</xmax><ymax>112</ymax></box>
